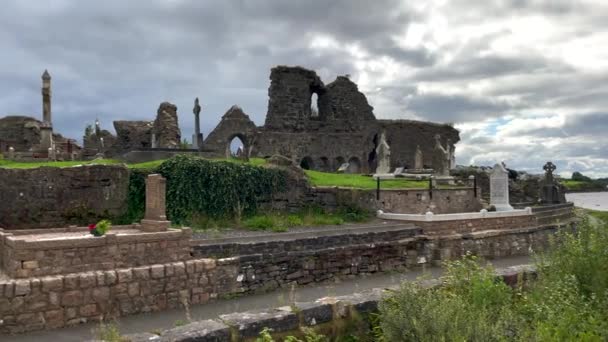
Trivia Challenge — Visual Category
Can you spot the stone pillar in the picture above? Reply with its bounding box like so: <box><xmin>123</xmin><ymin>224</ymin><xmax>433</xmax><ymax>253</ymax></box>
<box><xmin>141</xmin><ymin>174</ymin><xmax>171</xmax><ymax>232</ymax></box>
<box><xmin>40</xmin><ymin>126</ymin><xmax>53</xmax><ymax>150</ymax></box>
<box><xmin>8</xmin><ymin>146</ymin><xmax>14</xmax><ymax>160</ymax></box>
<box><xmin>489</xmin><ymin>163</ymin><xmax>513</xmax><ymax>211</ymax></box>
<box><xmin>42</xmin><ymin>70</ymin><xmax>52</xmax><ymax>125</ymax></box>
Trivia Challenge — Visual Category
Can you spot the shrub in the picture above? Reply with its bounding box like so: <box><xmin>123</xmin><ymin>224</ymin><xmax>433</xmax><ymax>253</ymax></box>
<box><xmin>379</xmin><ymin>255</ymin><xmax>517</xmax><ymax>342</ymax></box>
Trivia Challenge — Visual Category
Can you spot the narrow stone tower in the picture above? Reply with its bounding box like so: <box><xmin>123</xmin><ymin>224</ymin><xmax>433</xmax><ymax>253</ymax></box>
<box><xmin>41</xmin><ymin>70</ymin><xmax>52</xmax><ymax>125</ymax></box>
<box><xmin>40</xmin><ymin>70</ymin><xmax>54</xmax><ymax>150</ymax></box>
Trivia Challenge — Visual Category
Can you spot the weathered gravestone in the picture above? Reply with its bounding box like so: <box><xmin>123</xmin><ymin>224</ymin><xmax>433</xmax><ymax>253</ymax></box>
<box><xmin>490</xmin><ymin>163</ymin><xmax>513</xmax><ymax>211</ymax></box>
<box><xmin>8</xmin><ymin>146</ymin><xmax>14</xmax><ymax>159</ymax></box>
<box><xmin>375</xmin><ymin>132</ymin><xmax>391</xmax><ymax>174</ymax></box>
<box><xmin>414</xmin><ymin>145</ymin><xmax>423</xmax><ymax>170</ymax></box>
<box><xmin>393</xmin><ymin>167</ymin><xmax>404</xmax><ymax>176</ymax></box>
<box><xmin>141</xmin><ymin>174</ymin><xmax>171</xmax><ymax>232</ymax></box>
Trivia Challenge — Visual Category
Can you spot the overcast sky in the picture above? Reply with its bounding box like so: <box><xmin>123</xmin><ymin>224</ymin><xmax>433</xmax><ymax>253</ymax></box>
<box><xmin>1</xmin><ymin>0</ymin><xmax>607</xmax><ymax>177</ymax></box>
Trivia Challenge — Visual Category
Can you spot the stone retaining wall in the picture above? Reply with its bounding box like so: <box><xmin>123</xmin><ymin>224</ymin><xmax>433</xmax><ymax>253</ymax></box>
<box><xmin>115</xmin><ymin>264</ymin><xmax>540</xmax><ymax>342</ymax></box>
<box><xmin>0</xmin><ymin>225</ymin><xmax>561</xmax><ymax>334</ymax></box>
<box><xmin>0</xmin><ymin>165</ymin><xmax>129</xmax><ymax>229</ymax></box>
<box><xmin>0</xmin><ymin>227</ymin><xmax>191</xmax><ymax>278</ymax></box>
<box><xmin>308</xmin><ymin>187</ymin><xmax>482</xmax><ymax>214</ymax></box>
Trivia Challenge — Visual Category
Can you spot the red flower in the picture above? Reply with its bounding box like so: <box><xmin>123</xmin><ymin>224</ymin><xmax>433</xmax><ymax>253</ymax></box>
<box><xmin>88</xmin><ymin>224</ymin><xmax>96</xmax><ymax>231</ymax></box>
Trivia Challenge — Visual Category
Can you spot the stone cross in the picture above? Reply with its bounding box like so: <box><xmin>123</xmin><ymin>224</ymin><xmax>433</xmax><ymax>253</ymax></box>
<box><xmin>192</xmin><ymin>97</ymin><xmax>203</xmax><ymax>149</ymax></box>
<box><xmin>414</xmin><ymin>145</ymin><xmax>423</xmax><ymax>170</ymax></box>
<box><xmin>489</xmin><ymin>163</ymin><xmax>513</xmax><ymax>211</ymax></box>
<box><xmin>141</xmin><ymin>174</ymin><xmax>171</xmax><ymax>232</ymax></box>
<box><xmin>375</xmin><ymin>132</ymin><xmax>391</xmax><ymax>174</ymax></box>
<box><xmin>543</xmin><ymin>161</ymin><xmax>556</xmax><ymax>184</ymax></box>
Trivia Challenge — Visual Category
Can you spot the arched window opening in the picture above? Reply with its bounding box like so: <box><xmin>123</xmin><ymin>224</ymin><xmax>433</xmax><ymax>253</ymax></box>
<box><xmin>311</xmin><ymin>93</ymin><xmax>319</xmax><ymax>117</ymax></box>
<box><xmin>228</xmin><ymin>135</ymin><xmax>246</xmax><ymax>158</ymax></box>
<box><xmin>300</xmin><ymin>156</ymin><xmax>314</xmax><ymax>170</ymax></box>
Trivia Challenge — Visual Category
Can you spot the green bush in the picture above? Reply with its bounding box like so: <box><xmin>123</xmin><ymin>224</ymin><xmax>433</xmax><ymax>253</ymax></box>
<box><xmin>379</xmin><ymin>255</ymin><xmax>517</xmax><ymax>342</ymax></box>
<box><xmin>379</xmin><ymin>216</ymin><xmax>608</xmax><ymax>341</ymax></box>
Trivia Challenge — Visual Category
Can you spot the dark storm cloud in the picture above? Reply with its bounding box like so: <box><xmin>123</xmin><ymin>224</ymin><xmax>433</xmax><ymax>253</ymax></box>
<box><xmin>0</xmin><ymin>0</ymin><xmax>607</xmax><ymax>175</ymax></box>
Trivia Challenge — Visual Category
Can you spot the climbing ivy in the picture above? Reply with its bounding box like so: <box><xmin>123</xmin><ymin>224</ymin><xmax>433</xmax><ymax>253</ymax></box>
<box><xmin>121</xmin><ymin>155</ymin><xmax>287</xmax><ymax>224</ymax></box>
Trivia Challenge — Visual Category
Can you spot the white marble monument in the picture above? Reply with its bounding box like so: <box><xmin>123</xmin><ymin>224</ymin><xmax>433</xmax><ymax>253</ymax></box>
<box><xmin>490</xmin><ymin>163</ymin><xmax>513</xmax><ymax>211</ymax></box>
<box><xmin>375</xmin><ymin>132</ymin><xmax>391</xmax><ymax>174</ymax></box>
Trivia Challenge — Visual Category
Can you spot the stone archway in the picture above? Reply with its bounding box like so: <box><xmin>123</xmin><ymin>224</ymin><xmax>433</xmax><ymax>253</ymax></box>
<box><xmin>226</xmin><ymin>133</ymin><xmax>248</xmax><ymax>159</ymax></box>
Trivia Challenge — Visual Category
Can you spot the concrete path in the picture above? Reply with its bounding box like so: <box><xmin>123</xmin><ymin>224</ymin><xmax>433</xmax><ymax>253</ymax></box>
<box><xmin>6</xmin><ymin>255</ymin><xmax>531</xmax><ymax>342</ymax></box>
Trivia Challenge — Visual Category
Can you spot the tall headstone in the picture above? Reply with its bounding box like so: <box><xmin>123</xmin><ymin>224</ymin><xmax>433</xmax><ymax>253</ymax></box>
<box><xmin>375</xmin><ymin>132</ymin><xmax>391</xmax><ymax>174</ymax></box>
<box><xmin>141</xmin><ymin>174</ymin><xmax>171</xmax><ymax>232</ymax></box>
<box><xmin>414</xmin><ymin>145</ymin><xmax>423</xmax><ymax>170</ymax></box>
<box><xmin>490</xmin><ymin>163</ymin><xmax>513</xmax><ymax>211</ymax></box>
<box><xmin>192</xmin><ymin>98</ymin><xmax>203</xmax><ymax>150</ymax></box>
<box><xmin>8</xmin><ymin>146</ymin><xmax>15</xmax><ymax>160</ymax></box>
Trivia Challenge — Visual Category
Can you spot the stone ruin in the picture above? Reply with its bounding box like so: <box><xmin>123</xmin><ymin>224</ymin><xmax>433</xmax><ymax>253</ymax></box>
<box><xmin>2</xmin><ymin>67</ymin><xmax>459</xmax><ymax>173</ymax></box>
<box><xmin>0</xmin><ymin>70</ymin><xmax>81</xmax><ymax>160</ymax></box>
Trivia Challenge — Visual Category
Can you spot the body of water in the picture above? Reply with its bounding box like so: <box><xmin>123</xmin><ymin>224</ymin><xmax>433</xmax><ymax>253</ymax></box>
<box><xmin>566</xmin><ymin>192</ymin><xmax>608</xmax><ymax>211</ymax></box>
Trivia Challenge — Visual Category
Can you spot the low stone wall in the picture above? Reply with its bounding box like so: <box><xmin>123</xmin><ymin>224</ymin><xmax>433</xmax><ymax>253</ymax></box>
<box><xmin>377</xmin><ymin>210</ymin><xmax>538</xmax><ymax>236</ymax></box>
<box><xmin>308</xmin><ymin>187</ymin><xmax>482</xmax><ymax>214</ymax></box>
<box><xmin>110</xmin><ymin>264</ymin><xmax>541</xmax><ymax>342</ymax></box>
<box><xmin>0</xmin><ymin>165</ymin><xmax>129</xmax><ymax>229</ymax></box>
<box><xmin>0</xmin><ymin>226</ymin><xmax>191</xmax><ymax>278</ymax></box>
<box><xmin>0</xmin><ymin>224</ymin><xmax>561</xmax><ymax>334</ymax></box>
<box><xmin>0</xmin><ymin>258</ymin><xmax>240</xmax><ymax>334</ymax></box>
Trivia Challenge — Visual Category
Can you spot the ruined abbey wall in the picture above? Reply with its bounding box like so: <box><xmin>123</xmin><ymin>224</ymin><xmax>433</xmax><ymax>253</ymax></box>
<box><xmin>202</xmin><ymin>66</ymin><xmax>460</xmax><ymax>173</ymax></box>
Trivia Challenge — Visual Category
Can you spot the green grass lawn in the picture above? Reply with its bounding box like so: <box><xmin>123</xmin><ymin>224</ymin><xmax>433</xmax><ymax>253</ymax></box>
<box><xmin>589</xmin><ymin>210</ymin><xmax>608</xmax><ymax>223</ymax></box>
<box><xmin>305</xmin><ymin>169</ymin><xmax>429</xmax><ymax>189</ymax></box>
<box><xmin>0</xmin><ymin>156</ymin><xmax>266</xmax><ymax>170</ymax></box>
<box><xmin>0</xmin><ymin>158</ymin><xmax>121</xmax><ymax>169</ymax></box>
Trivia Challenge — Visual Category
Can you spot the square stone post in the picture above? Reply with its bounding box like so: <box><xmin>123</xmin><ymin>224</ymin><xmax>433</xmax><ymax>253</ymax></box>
<box><xmin>140</xmin><ymin>174</ymin><xmax>171</xmax><ymax>232</ymax></box>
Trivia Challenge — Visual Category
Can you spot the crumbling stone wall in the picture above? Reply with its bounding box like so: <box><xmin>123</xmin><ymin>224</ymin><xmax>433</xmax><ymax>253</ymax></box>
<box><xmin>0</xmin><ymin>165</ymin><xmax>129</xmax><ymax>229</ymax></box>
<box><xmin>378</xmin><ymin>120</ymin><xmax>459</xmax><ymax>170</ymax></box>
<box><xmin>153</xmin><ymin>102</ymin><xmax>180</xmax><ymax>148</ymax></box>
<box><xmin>245</xmin><ymin>66</ymin><xmax>460</xmax><ymax>173</ymax></box>
<box><xmin>0</xmin><ymin>116</ymin><xmax>42</xmax><ymax>152</ymax></box>
<box><xmin>113</xmin><ymin>120</ymin><xmax>153</xmax><ymax>154</ymax></box>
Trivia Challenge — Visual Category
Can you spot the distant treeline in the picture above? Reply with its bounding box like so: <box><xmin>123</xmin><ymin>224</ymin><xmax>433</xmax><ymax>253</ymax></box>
<box><xmin>562</xmin><ymin>172</ymin><xmax>608</xmax><ymax>192</ymax></box>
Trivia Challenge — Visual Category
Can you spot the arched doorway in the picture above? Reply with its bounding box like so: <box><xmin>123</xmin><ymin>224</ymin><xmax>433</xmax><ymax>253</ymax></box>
<box><xmin>347</xmin><ymin>157</ymin><xmax>361</xmax><ymax>174</ymax></box>
<box><xmin>300</xmin><ymin>156</ymin><xmax>314</xmax><ymax>170</ymax></box>
<box><xmin>227</xmin><ymin>134</ymin><xmax>247</xmax><ymax>159</ymax></box>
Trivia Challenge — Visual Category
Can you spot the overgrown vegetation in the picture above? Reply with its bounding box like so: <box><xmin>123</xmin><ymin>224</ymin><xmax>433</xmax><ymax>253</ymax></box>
<box><xmin>378</xmin><ymin>214</ymin><xmax>608</xmax><ymax>341</ymax></box>
<box><xmin>154</xmin><ymin>155</ymin><xmax>286</xmax><ymax>224</ymax></box>
<box><xmin>186</xmin><ymin>206</ymin><xmax>370</xmax><ymax>232</ymax></box>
